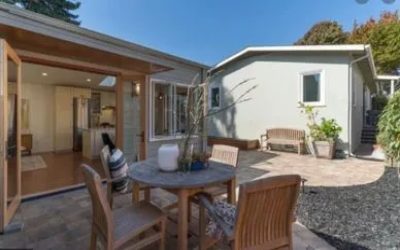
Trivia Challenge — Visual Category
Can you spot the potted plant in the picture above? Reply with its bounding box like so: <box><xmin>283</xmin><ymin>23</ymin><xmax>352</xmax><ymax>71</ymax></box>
<box><xmin>178</xmin><ymin>152</ymin><xmax>211</xmax><ymax>171</ymax></box>
<box><xmin>175</xmin><ymin>75</ymin><xmax>256</xmax><ymax>172</ymax></box>
<box><xmin>300</xmin><ymin>103</ymin><xmax>342</xmax><ymax>159</ymax></box>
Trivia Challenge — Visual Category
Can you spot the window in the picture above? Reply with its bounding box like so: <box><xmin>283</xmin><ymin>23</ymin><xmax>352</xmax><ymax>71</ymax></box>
<box><xmin>175</xmin><ymin>86</ymin><xmax>189</xmax><ymax>135</ymax></box>
<box><xmin>153</xmin><ymin>82</ymin><xmax>172</xmax><ymax>137</ymax></box>
<box><xmin>300</xmin><ymin>70</ymin><xmax>324</xmax><ymax>105</ymax></box>
<box><xmin>210</xmin><ymin>86</ymin><xmax>221</xmax><ymax>109</ymax></box>
<box><xmin>151</xmin><ymin>81</ymin><xmax>191</xmax><ymax>139</ymax></box>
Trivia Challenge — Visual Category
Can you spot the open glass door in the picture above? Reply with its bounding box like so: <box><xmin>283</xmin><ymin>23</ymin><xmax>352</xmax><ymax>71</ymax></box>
<box><xmin>116</xmin><ymin>76</ymin><xmax>147</xmax><ymax>162</ymax></box>
<box><xmin>0</xmin><ymin>39</ymin><xmax>21</xmax><ymax>232</ymax></box>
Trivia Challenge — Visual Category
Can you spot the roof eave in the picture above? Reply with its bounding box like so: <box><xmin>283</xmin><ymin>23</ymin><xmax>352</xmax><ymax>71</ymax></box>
<box><xmin>0</xmin><ymin>2</ymin><xmax>209</xmax><ymax>70</ymax></box>
<box><xmin>211</xmin><ymin>45</ymin><xmax>369</xmax><ymax>74</ymax></box>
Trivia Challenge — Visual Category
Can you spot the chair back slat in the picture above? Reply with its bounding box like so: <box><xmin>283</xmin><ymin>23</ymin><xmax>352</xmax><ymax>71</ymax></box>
<box><xmin>234</xmin><ymin>175</ymin><xmax>301</xmax><ymax>250</ymax></box>
<box><xmin>210</xmin><ymin>144</ymin><xmax>239</xmax><ymax>167</ymax></box>
<box><xmin>81</xmin><ymin>164</ymin><xmax>113</xmax><ymax>243</ymax></box>
<box><xmin>100</xmin><ymin>145</ymin><xmax>112</xmax><ymax>180</ymax></box>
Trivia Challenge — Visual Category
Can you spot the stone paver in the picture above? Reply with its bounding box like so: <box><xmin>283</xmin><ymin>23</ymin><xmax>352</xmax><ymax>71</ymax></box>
<box><xmin>237</xmin><ymin>150</ymin><xmax>384</xmax><ymax>187</ymax></box>
<box><xmin>0</xmin><ymin>150</ymin><xmax>383</xmax><ymax>249</ymax></box>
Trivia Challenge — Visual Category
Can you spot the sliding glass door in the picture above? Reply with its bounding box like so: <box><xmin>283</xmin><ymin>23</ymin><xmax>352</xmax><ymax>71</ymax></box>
<box><xmin>0</xmin><ymin>39</ymin><xmax>21</xmax><ymax>232</ymax></box>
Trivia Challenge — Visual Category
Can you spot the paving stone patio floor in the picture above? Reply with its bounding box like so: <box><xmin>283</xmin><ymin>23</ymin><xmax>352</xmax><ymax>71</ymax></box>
<box><xmin>0</xmin><ymin>150</ymin><xmax>384</xmax><ymax>249</ymax></box>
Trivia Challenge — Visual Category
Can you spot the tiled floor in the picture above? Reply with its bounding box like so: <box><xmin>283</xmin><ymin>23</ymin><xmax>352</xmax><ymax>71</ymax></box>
<box><xmin>0</xmin><ymin>150</ymin><xmax>384</xmax><ymax>249</ymax></box>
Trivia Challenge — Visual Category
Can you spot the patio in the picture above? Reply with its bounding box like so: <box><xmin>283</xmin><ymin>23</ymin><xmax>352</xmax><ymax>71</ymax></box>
<box><xmin>0</xmin><ymin>150</ymin><xmax>384</xmax><ymax>249</ymax></box>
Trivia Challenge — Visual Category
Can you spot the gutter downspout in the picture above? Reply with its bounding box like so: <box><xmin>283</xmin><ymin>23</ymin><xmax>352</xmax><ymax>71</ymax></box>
<box><xmin>348</xmin><ymin>53</ymin><xmax>370</xmax><ymax>156</ymax></box>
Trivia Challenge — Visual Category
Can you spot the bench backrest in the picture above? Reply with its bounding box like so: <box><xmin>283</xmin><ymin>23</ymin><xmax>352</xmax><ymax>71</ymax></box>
<box><xmin>266</xmin><ymin>128</ymin><xmax>305</xmax><ymax>141</ymax></box>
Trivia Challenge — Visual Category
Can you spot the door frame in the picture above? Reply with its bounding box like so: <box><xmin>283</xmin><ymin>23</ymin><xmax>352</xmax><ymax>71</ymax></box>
<box><xmin>0</xmin><ymin>39</ymin><xmax>22</xmax><ymax>232</ymax></box>
<box><xmin>116</xmin><ymin>75</ymin><xmax>148</xmax><ymax>161</ymax></box>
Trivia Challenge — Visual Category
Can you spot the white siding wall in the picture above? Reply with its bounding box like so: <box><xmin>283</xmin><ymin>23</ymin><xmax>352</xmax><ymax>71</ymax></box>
<box><xmin>351</xmin><ymin>64</ymin><xmax>365</xmax><ymax>152</ymax></box>
<box><xmin>209</xmin><ymin>53</ymin><xmax>351</xmax><ymax>150</ymax></box>
<box><xmin>17</xmin><ymin>83</ymin><xmax>55</xmax><ymax>153</ymax></box>
<box><xmin>123</xmin><ymin>82</ymin><xmax>141</xmax><ymax>162</ymax></box>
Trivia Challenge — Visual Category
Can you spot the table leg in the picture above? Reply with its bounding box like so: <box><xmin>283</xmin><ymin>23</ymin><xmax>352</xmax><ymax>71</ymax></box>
<box><xmin>227</xmin><ymin>177</ymin><xmax>236</xmax><ymax>205</ymax></box>
<box><xmin>177</xmin><ymin>189</ymin><xmax>189</xmax><ymax>250</ymax></box>
<box><xmin>132</xmin><ymin>182</ymin><xmax>140</xmax><ymax>203</ymax></box>
<box><xmin>144</xmin><ymin>187</ymin><xmax>151</xmax><ymax>202</ymax></box>
<box><xmin>199</xmin><ymin>204</ymin><xmax>206</xmax><ymax>250</ymax></box>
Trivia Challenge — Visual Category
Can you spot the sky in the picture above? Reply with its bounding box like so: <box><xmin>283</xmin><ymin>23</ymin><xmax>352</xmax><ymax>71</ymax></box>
<box><xmin>76</xmin><ymin>0</ymin><xmax>400</xmax><ymax>66</ymax></box>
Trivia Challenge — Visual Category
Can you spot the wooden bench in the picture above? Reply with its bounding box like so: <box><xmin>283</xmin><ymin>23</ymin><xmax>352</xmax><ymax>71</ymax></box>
<box><xmin>261</xmin><ymin>128</ymin><xmax>305</xmax><ymax>155</ymax></box>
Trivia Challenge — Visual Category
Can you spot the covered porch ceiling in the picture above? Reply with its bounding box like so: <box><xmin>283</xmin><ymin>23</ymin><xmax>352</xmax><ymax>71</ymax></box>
<box><xmin>0</xmin><ymin>24</ymin><xmax>171</xmax><ymax>76</ymax></box>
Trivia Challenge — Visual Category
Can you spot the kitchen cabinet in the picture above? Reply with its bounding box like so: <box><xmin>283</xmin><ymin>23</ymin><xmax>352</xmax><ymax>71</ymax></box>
<box><xmin>100</xmin><ymin>91</ymin><xmax>115</xmax><ymax>108</ymax></box>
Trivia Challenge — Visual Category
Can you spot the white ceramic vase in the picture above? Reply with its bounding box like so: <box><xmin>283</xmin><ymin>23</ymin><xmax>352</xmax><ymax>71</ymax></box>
<box><xmin>157</xmin><ymin>144</ymin><xmax>179</xmax><ymax>171</ymax></box>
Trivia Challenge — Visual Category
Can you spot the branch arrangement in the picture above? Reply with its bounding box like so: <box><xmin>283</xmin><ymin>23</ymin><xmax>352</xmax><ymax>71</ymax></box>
<box><xmin>177</xmin><ymin>73</ymin><xmax>257</xmax><ymax>170</ymax></box>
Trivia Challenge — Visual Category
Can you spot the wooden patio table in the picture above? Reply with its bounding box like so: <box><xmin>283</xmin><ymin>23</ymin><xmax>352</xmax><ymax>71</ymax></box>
<box><xmin>128</xmin><ymin>158</ymin><xmax>236</xmax><ymax>250</ymax></box>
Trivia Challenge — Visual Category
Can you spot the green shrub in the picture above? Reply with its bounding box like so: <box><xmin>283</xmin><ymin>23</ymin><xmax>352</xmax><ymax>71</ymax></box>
<box><xmin>300</xmin><ymin>103</ymin><xmax>342</xmax><ymax>141</ymax></box>
<box><xmin>319</xmin><ymin>118</ymin><xmax>342</xmax><ymax>140</ymax></box>
<box><xmin>378</xmin><ymin>91</ymin><xmax>400</xmax><ymax>161</ymax></box>
<box><xmin>372</xmin><ymin>95</ymin><xmax>388</xmax><ymax>111</ymax></box>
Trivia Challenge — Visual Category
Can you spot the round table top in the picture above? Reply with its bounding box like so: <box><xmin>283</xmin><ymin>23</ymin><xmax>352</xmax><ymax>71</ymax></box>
<box><xmin>128</xmin><ymin>158</ymin><xmax>236</xmax><ymax>189</ymax></box>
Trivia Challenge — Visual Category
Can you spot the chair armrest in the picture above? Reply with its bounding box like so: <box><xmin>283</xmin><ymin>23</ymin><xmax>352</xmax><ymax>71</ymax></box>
<box><xmin>197</xmin><ymin>193</ymin><xmax>234</xmax><ymax>239</ymax></box>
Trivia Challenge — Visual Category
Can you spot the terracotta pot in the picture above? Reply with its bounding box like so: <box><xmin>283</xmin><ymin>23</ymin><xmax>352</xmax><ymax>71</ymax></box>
<box><xmin>313</xmin><ymin>141</ymin><xmax>336</xmax><ymax>159</ymax></box>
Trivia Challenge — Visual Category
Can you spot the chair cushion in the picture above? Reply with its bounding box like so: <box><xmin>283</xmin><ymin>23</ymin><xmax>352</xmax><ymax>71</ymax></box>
<box><xmin>206</xmin><ymin>201</ymin><xmax>236</xmax><ymax>240</ymax></box>
<box><xmin>108</xmin><ymin>148</ymin><xmax>129</xmax><ymax>193</ymax></box>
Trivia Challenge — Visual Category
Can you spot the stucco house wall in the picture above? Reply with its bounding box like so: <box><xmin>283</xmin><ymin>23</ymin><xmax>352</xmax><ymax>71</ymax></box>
<box><xmin>351</xmin><ymin>63</ymin><xmax>366</xmax><ymax>152</ymax></box>
<box><xmin>209</xmin><ymin>52</ymin><xmax>353</xmax><ymax>151</ymax></box>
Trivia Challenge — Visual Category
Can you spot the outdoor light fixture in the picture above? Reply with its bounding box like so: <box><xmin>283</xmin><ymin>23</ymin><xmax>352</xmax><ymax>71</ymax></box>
<box><xmin>86</xmin><ymin>78</ymin><xmax>92</xmax><ymax>82</ymax></box>
<box><xmin>41</xmin><ymin>72</ymin><xmax>48</xmax><ymax>76</ymax></box>
<box><xmin>158</xmin><ymin>93</ymin><xmax>164</xmax><ymax>100</ymax></box>
<box><xmin>132</xmin><ymin>81</ymin><xmax>140</xmax><ymax>97</ymax></box>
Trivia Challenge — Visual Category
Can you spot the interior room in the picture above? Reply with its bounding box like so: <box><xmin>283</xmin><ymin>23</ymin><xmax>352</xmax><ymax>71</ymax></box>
<box><xmin>12</xmin><ymin>62</ymin><xmax>117</xmax><ymax>196</ymax></box>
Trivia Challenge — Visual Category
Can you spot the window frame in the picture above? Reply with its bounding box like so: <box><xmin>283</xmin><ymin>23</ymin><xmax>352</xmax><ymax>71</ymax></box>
<box><xmin>149</xmin><ymin>79</ymin><xmax>192</xmax><ymax>141</ymax></box>
<box><xmin>299</xmin><ymin>69</ymin><xmax>325</xmax><ymax>106</ymax></box>
<box><xmin>209</xmin><ymin>85</ymin><xmax>221</xmax><ymax>109</ymax></box>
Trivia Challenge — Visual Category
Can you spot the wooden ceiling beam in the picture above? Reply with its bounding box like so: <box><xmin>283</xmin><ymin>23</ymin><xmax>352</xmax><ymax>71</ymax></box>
<box><xmin>17</xmin><ymin>50</ymin><xmax>145</xmax><ymax>76</ymax></box>
<box><xmin>0</xmin><ymin>25</ymin><xmax>171</xmax><ymax>75</ymax></box>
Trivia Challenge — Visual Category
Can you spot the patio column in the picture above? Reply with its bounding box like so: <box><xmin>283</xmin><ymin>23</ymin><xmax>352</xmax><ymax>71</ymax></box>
<box><xmin>390</xmin><ymin>79</ymin><xmax>395</xmax><ymax>97</ymax></box>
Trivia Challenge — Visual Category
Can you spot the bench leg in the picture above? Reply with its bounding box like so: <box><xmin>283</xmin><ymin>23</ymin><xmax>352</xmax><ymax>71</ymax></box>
<box><xmin>298</xmin><ymin>142</ymin><xmax>304</xmax><ymax>155</ymax></box>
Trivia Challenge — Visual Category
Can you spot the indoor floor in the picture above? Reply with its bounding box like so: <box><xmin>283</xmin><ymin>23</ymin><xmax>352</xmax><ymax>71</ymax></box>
<box><xmin>19</xmin><ymin>152</ymin><xmax>103</xmax><ymax>196</ymax></box>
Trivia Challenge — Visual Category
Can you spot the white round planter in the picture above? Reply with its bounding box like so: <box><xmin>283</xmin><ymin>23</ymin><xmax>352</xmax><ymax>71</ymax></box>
<box><xmin>157</xmin><ymin>144</ymin><xmax>179</xmax><ymax>171</ymax></box>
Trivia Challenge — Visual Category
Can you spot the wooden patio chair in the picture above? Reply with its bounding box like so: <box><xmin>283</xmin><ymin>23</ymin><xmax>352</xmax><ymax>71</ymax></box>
<box><xmin>203</xmin><ymin>144</ymin><xmax>239</xmax><ymax>197</ymax></box>
<box><xmin>188</xmin><ymin>145</ymin><xmax>239</xmax><ymax>221</ymax></box>
<box><xmin>81</xmin><ymin>164</ymin><xmax>167</xmax><ymax>250</ymax></box>
<box><xmin>209</xmin><ymin>144</ymin><xmax>239</xmax><ymax>167</ymax></box>
<box><xmin>100</xmin><ymin>146</ymin><xmax>150</xmax><ymax>208</ymax></box>
<box><xmin>198</xmin><ymin>175</ymin><xmax>301</xmax><ymax>250</ymax></box>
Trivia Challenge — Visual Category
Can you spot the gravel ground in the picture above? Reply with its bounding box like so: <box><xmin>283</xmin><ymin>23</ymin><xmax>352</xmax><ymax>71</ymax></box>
<box><xmin>297</xmin><ymin>167</ymin><xmax>400</xmax><ymax>250</ymax></box>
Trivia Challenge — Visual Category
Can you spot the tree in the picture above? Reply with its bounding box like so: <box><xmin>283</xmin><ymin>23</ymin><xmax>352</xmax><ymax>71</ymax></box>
<box><xmin>349</xmin><ymin>11</ymin><xmax>400</xmax><ymax>74</ymax></box>
<box><xmin>347</xmin><ymin>18</ymin><xmax>376</xmax><ymax>44</ymax></box>
<box><xmin>295</xmin><ymin>21</ymin><xmax>348</xmax><ymax>45</ymax></box>
<box><xmin>1</xmin><ymin>0</ymin><xmax>81</xmax><ymax>25</ymax></box>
